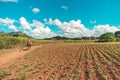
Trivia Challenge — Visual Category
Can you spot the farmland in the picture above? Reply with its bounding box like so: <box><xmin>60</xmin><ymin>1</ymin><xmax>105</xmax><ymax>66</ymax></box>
<box><xmin>0</xmin><ymin>42</ymin><xmax>120</xmax><ymax>80</ymax></box>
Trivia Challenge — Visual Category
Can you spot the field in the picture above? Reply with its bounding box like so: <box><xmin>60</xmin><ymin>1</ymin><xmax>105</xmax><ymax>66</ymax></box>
<box><xmin>0</xmin><ymin>42</ymin><xmax>120</xmax><ymax>80</ymax></box>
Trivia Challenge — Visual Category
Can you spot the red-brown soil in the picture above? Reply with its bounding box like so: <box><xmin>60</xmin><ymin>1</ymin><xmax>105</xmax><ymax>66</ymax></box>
<box><xmin>0</xmin><ymin>43</ymin><xmax>119</xmax><ymax>80</ymax></box>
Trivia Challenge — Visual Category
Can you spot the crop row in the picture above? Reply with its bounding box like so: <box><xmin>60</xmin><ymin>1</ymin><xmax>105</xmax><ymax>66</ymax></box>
<box><xmin>0</xmin><ymin>43</ymin><xmax>120</xmax><ymax>80</ymax></box>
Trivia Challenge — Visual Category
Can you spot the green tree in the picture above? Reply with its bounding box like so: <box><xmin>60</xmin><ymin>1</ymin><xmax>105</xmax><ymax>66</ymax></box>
<box><xmin>115</xmin><ymin>31</ymin><xmax>120</xmax><ymax>41</ymax></box>
<box><xmin>99</xmin><ymin>32</ymin><xmax>116</xmax><ymax>42</ymax></box>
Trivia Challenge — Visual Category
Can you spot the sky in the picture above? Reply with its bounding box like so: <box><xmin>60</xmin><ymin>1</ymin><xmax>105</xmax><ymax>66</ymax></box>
<box><xmin>0</xmin><ymin>0</ymin><xmax>120</xmax><ymax>39</ymax></box>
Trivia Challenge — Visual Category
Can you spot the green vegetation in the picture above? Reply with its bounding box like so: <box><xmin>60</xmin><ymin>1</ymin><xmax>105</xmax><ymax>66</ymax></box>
<box><xmin>0</xmin><ymin>71</ymin><xmax>12</xmax><ymax>79</ymax></box>
<box><xmin>38</xmin><ymin>75</ymin><xmax>43</xmax><ymax>79</ymax></box>
<box><xmin>0</xmin><ymin>32</ymin><xmax>41</xmax><ymax>49</ymax></box>
<box><xmin>20</xmin><ymin>72</ymin><xmax>27</xmax><ymax>80</ymax></box>
<box><xmin>99</xmin><ymin>32</ymin><xmax>116</xmax><ymax>42</ymax></box>
<box><xmin>0</xmin><ymin>36</ymin><xmax>19</xmax><ymax>49</ymax></box>
<box><xmin>115</xmin><ymin>31</ymin><xmax>120</xmax><ymax>41</ymax></box>
<box><xmin>0</xmin><ymin>31</ymin><xmax>120</xmax><ymax>50</ymax></box>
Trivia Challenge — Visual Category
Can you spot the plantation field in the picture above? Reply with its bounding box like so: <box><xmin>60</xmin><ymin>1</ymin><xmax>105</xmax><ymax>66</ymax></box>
<box><xmin>0</xmin><ymin>42</ymin><xmax>120</xmax><ymax>80</ymax></box>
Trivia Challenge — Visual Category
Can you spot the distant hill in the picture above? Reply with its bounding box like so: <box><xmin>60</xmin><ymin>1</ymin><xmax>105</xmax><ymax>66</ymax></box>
<box><xmin>44</xmin><ymin>36</ymin><xmax>70</xmax><ymax>40</ymax></box>
<box><xmin>44</xmin><ymin>36</ymin><xmax>84</xmax><ymax>40</ymax></box>
<box><xmin>0</xmin><ymin>31</ymin><xmax>30</xmax><ymax>38</ymax></box>
<box><xmin>44</xmin><ymin>36</ymin><xmax>97</xmax><ymax>40</ymax></box>
<box><xmin>8</xmin><ymin>32</ymin><xmax>29</xmax><ymax>37</ymax></box>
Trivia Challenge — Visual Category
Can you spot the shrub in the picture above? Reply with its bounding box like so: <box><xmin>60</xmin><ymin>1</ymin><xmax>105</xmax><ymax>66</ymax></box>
<box><xmin>99</xmin><ymin>32</ymin><xmax>116</xmax><ymax>42</ymax></box>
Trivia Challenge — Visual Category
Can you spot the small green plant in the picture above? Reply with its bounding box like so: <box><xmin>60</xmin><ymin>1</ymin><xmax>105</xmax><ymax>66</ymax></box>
<box><xmin>28</xmin><ymin>67</ymin><xmax>34</xmax><ymax>71</ymax></box>
<box><xmin>97</xmin><ymin>67</ymin><xmax>107</xmax><ymax>80</ymax></box>
<box><xmin>70</xmin><ymin>61</ymin><xmax>75</xmax><ymax>65</ymax></box>
<box><xmin>73</xmin><ymin>74</ymin><xmax>79</xmax><ymax>80</ymax></box>
<box><xmin>49</xmin><ymin>76</ymin><xmax>54</xmax><ymax>80</ymax></box>
<box><xmin>75</xmin><ymin>68</ymin><xmax>81</xmax><ymax>74</ymax></box>
<box><xmin>85</xmin><ymin>69</ymin><xmax>93</xmax><ymax>78</ymax></box>
<box><xmin>38</xmin><ymin>75</ymin><xmax>43</xmax><ymax>79</ymax></box>
<box><xmin>0</xmin><ymin>71</ymin><xmax>12</xmax><ymax>79</ymax></box>
<box><xmin>19</xmin><ymin>72</ymin><xmax>27</xmax><ymax>80</ymax></box>
<box><xmin>62</xmin><ymin>72</ymin><xmax>67</xmax><ymax>77</ymax></box>
<box><xmin>23</xmin><ymin>64</ymin><xmax>29</xmax><ymax>68</ymax></box>
<box><xmin>16</xmin><ymin>67</ymin><xmax>23</xmax><ymax>72</ymax></box>
<box><xmin>44</xmin><ymin>69</ymin><xmax>49</xmax><ymax>73</ymax></box>
<box><xmin>66</xmin><ymin>65</ymin><xmax>72</xmax><ymax>69</ymax></box>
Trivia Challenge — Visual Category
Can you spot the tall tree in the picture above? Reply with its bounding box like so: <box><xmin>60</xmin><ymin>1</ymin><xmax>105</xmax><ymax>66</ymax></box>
<box><xmin>115</xmin><ymin>31</ymin><xmax>120</xmax><ymax>41</ymax></box>
<box><xmin>99</xmin><ymin>32</ymin><xmax>116</xmax><ymax>42</ymax></box>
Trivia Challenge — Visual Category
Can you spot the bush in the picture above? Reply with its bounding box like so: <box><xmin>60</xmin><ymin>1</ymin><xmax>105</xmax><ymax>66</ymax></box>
<box><xmin>99</xmin><ymin>32</ymin><xmax>116</xmax><ymax>42</ymax></box>
<box><xmin>115</xmin><ymin>31</ymin><xmax>120</xmax><ymax>41</ymax></box>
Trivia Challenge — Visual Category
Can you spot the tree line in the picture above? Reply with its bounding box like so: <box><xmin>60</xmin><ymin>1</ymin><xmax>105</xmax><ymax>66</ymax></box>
<box><xmin>99</xmin><ymin>31</ymin><xmax>120</xmax><ymax>42</ymax></box>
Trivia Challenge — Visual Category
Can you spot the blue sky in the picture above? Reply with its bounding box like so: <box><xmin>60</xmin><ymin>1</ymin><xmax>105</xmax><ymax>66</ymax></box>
<box><xmin>0</xmin><ymin>0</ymin><xmax>120</xmax><ymax>38</ymax></box>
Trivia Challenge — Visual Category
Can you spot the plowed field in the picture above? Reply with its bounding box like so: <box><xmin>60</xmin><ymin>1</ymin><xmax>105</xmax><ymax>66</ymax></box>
<box><xmin>0</xmin><ymin>43</ymin><xmax>120</xmax><ymax>80</ymax></box>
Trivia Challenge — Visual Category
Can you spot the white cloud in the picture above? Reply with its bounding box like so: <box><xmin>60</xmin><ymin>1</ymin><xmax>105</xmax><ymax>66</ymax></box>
<box><xmin>54</xmin><ymin>19</ymin><xmax>63</xmax><ymax>27</ymax></box>
<box><xmin>19</xmin><ymin>17</ymin><xmax>56</xmax><ymax>39</ymax></box>
<box><xmin>0</xmin><ymin>17</ymin><xmax>119</xmax><ymax>39</ymax></box>
<box><xmin>0</xmin><ymin>0</ymin><xmax>18</xmax><ymax>2</ymax></box>
<box><xmin>30</xmin><ymin>20</ymin><xmax>56</xmax><ymax>39</ymax></box>
<box><xmin>93</xmin><ymin>24</ymin><xmax>119</xmax><ymax>36</ymax></box>
<box><xmin>48</xmin><ymin>18</ymin><xmax>53</xmax><ymax>25</ymax></box>
<box><xmin>90</xmin><ymin>20</ymin><xmax>96</xmax><ymax>24</ymax></box>
<box><xmin>8</xmin><ymin>25</ymin><xmax>18</xmax><ymax>31</ymax></box>
<box><xmin>19</xmin><ymin>17</ymin><xmax>32</xmax><ymax>30</ymax></box>
<box><xmin>61</xmin><ymin>6</ymin><xmax>68</xmax><ymax>10</ymax></box>
<box><xmin>48</xmin><ymin>18</ymin><xmax>91</xmax><ymax>38</ymax></box>
<box><xmin>47</xmin><ymin>18</ymin><xmax>120</xmax><ymax>38</ymax></box>
<box><xmin>0</xmin><ymin>17</ymin><xmax>16</xmax><ymax>26</ymax></box>
<box><xmin>31</xmin><ymin>20</ymin><xmax>44</xmax><ymax>28</ymax></box>
<box><xmin>32</xmin><ymin>8</ymin><xmax>40</xmax><ymax>13</ymax></box>
<box><xmin>31</xmin><ymin>27</ymin><xmax>56</xmax><ymax>39</ymax></box>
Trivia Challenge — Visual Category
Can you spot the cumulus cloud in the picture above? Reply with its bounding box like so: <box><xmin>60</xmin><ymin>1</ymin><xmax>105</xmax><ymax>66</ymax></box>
<box><xmin>19</xmin><ymin>18</ymin><xmax>56</xmax><ymax>39</ymax></box>
<box><xmin>30</xmin><ymin>20</ymin><xmax>56</xmax><ymax>39</ymax></box>
<box><xmin>93</xmin><ymin>24</ymin><xmax>119</xmax><ymax>36</ymax></box>
<box><xmin>61</xmin><ymin>6</ymin><xmax>68</xmax><ymax>10</ymax></box>
<box><xmin>47</xmin><ymin>18</ymin><xmax>120</xmax><ymax>38</ymax></box>
<box><xmin>0</xmin><ymin>17</ymin><xmax>119</xmax><ymax>39</ymax></box>
<box><xmin>31</xmin><ymin>20</ymin><xmax>44</xmax><ymax>28</ymax></box>
<box><xmin>0</xmin><ymin>17</ymin><xmax>16</xmax><ymax>26</ymax></box>
<box><xmin>31</xmin><ymin>27</ymin><xmax>56</xmax><ymax>39</ymax></box>
<box><xmin>48</xmin><ymin>18</ymin><xmax>91</xmax><ymax>38</ymax></box>
<box><xmin>19</xmin><ymin>17</ymin><xmax>32</xmax><ymax>30</ymax></box>
<box><xmin>8</xmin><ymin>25</ymin><xmax>18</xmax><ymax>31</ymax></box>
<box><xmin>0</xmin><ymin>0</ymin><xmax>18</xmax><ymax>2</ymax></box>
<box><xmin>0</xmin><ymin>17</ymin><xmax>18</xmax><ymax>32</ymax></box>
<box><xmin>32</xmin><ymin>8</ymin><xmax>40</xmax><ymax>13</ymax></box>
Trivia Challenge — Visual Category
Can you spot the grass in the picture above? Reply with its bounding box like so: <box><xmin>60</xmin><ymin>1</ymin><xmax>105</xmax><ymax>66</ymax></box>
<box><xmin>0</xmin><ymin>35</ymin><xmax>119</xmax><ymax>50</ymax></box>
<box><xmin>0</xmin><ymin>36</ymin><xmax>41</xmax><ymax>49</ymax></box>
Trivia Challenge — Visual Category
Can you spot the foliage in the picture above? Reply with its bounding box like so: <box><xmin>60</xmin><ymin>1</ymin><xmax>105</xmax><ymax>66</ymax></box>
<box><xmin>99</xmin><ymin>32</ymin><xmax>116</xmax><ymax>42</ymax></box>
<box><xmin>0</xmin><ymin>36</ymin><xmax>41</xmax><ymax>49</ymax></box>
<box><xmin>115</xmin><ymin>31</ymin><xmax>120</xmax><ymax>37</ymax></box>
<box><xmin>115</xmin><ymin>31</ymin><xmax>120</xmax><ymax>41</ymax></box>
<box><xmin>0</xmin><ymin>71</ymin><xmax>12</xmax><ymax>79</ymax></box>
